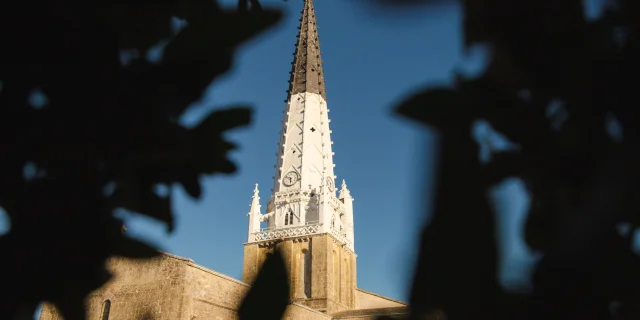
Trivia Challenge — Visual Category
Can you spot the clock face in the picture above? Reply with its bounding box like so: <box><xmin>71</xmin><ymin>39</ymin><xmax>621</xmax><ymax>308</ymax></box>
<box><xmin>326</xmin><ymin>177</ymin><xmax>334</xmax><ymax>191</ymax></box>
<box><xmin>283</xmin><ymin>171</ymin><xmax>299</xmax><ymax>186</ymax></box>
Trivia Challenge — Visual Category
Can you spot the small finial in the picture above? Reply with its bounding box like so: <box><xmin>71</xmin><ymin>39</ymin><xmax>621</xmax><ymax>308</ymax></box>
<box><xmin>341</xmin><ymin>179</ymin><xmax>346</xmax><ymax>188</ymax></box>
<box><xmin>252</xmin><ymin>184</ymin><xmax>260</xmax><ymax>200</ymax></box>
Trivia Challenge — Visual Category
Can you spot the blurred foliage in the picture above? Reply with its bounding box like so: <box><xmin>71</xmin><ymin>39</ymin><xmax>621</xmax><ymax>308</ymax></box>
<box><xmin>8</xmin><ymin>0</ymin><xmax>640</xmax><ymax>319</ymax></box>
<box><xmin>238</xmin><ymin>249</ymin><xmax>290</xmax><ymax>320</ymax></box>
<box><xmin>367</xmin><ymin>0</ymin><xmax>640</xmax><ymax>319</ymax></box>
<box><xmin>0</xmin><ymin>0</ymin><xmax>282</xmax><ymax>319</ymax></box>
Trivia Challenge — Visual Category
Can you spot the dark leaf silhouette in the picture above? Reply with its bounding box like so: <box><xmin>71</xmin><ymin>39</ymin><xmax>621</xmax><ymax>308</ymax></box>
<box><xmin>0</xmin><ymin>0</ymin><xmax>282</xmax><ymax>318</ymax></box>
<box><xmin>238</xmin><ymin>249</ymin><xmax>290</xmax><ymax>320</ymax></box>
<box><xmin>396</xmin><ymin>88</ymin><xmax>474</xmax><ymax>130</ymax></box>
<box><xmin>113</xmin><ymin>235</ymin><xmax>162</xmax><ymax>260</ymax></box>
<box><xmin>52</xmin><ymin>295</ymin><xmax>87</xmax><ymax>320</ymax></box>
<box><xmin>363</xmin><ymin>0</ymin><xmax>640</xmax><ymax>319</ymax></box>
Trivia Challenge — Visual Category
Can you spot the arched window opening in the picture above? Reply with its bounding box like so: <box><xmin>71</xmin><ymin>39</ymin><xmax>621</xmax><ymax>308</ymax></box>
<box><xmin>285</xmin><ymin>212</ymin><xmax>290</xmax><ymax>226</ymax></box>
<box><xmin>289</xmin><ymin>210</ymin><xmax>294</xmax><ymax>225</ymax></box>
<box><xmin>101</xmin><ymin>300</ymin><xmax>111</xmax><ymax>320</ymax></box>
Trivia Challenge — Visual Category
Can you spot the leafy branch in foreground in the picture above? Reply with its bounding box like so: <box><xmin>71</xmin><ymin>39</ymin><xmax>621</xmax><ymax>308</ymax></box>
<box><xmin>368</xmin><ymin>0</ymin><xmax>640</xmax><ymax>319</ymax></box>
<box><xmin>0</xmin><ymin>0</ymin><xmax>281</xmax><ymax>319</ymax></box>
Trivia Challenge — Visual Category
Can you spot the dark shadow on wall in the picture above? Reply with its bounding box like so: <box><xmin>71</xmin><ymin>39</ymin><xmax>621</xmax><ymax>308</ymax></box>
<box><xmin>139</xmin><ymin>311</ymin><xmax>155</xmax><ymax>320</ymax></box>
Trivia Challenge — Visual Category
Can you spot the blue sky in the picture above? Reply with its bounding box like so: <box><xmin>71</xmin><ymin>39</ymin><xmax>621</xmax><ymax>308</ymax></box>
<box><xmin>131</xmin><ymin>0</ymin><xmax>537</xmax><ymax>301</ymax></box>
<box><xmin>135</xmin><ymin>0</ymin><xmax>607</xmax><ymax>300</ymax></box>
<box><xmin>130</xmin><ymin>0</ymin><xmax>477</xmax><ymax>301</ymax></box>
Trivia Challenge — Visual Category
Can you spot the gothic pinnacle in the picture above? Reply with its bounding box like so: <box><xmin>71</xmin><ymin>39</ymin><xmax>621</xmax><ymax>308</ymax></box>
<box><xmin>248</xmin><ymin>184</ymin><xmax>261</xmax><ymax>216</ymax></box>
<box><xmin>252</xmin><ymin>183</ymin><xmax>260</xmax><ymax>200</ymax></box>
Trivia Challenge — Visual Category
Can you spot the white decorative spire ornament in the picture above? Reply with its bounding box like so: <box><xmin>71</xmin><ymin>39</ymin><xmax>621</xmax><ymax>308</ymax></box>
<box><xmin>247</xmin><ymin>184</ymin><xmax>261</xmax><ymax>241</ymax></box>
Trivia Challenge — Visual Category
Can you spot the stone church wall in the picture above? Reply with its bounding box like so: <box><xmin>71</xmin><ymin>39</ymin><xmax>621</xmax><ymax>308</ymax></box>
<box><xmin>39</xmin><ymin>251</ymin><xmax>410</xmax><ymax>320</ymax></box>
<box><xmin>283</xmin><ymin>303</ymin><xmax>332</xmax><ymax>320</ymax></box>
<box><xmin>331</xmin><ymin>307</ymin><xmax>408</xmax><ymax>320</ymax></box>
<box><xmin>184</xmin><ymin>262</ymin><xmax>249</xmax><ymax>320</ymax></box>
<box><xmin>355</xmin><ymin>289</ymin><xmax>406</xmax><ymax>310</ymax></box>
<box><xmin>41</xmin><ymin>253</ymin><xmax>190</xmax><ymax>320</ymax></box>
<box><xmin>91</xmin><ymin>253</ymin><xmax>189</xmax><ymax>319</ymax></box>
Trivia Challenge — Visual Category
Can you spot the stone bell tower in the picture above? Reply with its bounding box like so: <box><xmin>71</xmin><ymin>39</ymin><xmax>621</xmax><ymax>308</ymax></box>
<box><xmin>242</xmin><ymin>0</ymin><xmax>356</xmax><ymax>314</ymax></box>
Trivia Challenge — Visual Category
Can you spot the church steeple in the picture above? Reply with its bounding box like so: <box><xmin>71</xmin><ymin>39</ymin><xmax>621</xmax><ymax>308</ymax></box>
<box><xmin>245</xmin><ymin>0</ymin><xmax>349</xmax><ymax>248</ymax></box>
<box><xmin>270</xmin><ymin>0</ymin><xmax>335</xmax><ymax>198</ymax></box>
<box><xmin>243</xmin><ymin>1</ymin><xmax>357</xmax><ymax>313</ymax></box>
<box><xmin>286</xmin><ymin>0</ymin><xmax>327</xmax><ymax>102</ymax></box>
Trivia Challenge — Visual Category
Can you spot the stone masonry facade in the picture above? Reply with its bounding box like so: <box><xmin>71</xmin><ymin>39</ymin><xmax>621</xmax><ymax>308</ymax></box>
<box><xmin>242</xmin><ymin>234</ymin><xmax>358</xmax><ymax>314</ymax></box>
<box><xmin>39</xmin><ymin>251</ymin><xmax>407</xmax><ymax>320</ymax></box>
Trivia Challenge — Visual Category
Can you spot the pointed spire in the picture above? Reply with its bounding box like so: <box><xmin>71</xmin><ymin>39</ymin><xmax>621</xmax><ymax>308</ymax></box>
<box><xmin>252</xmin><ymin>183</ymin><xmax>260</xmax><ymax>202</ymax></box>
<box><xmin>247</xmin><ymin>183</ymin><xmax>262</xmax><ymax>240</ymax></box>
<box><xmin>339</xmin><ymin>179</ymin><xmax>350</xmax><ymax>199</ymax></box>
<box><xmin>286</xmin><ymin>0</ymin><xmax>327</xmax><ymax>102</ymax></box>
<box><xmin>249</xmin><ymin>183</ymin><xmax>261</xmax><ymax>216</ymax></box>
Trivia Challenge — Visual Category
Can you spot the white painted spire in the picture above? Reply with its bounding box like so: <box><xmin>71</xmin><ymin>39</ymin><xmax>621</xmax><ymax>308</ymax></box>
<box><xmin>250</xmin><ymin>183</ymin><xmax>260</xmax><ymax>209</ymax></box>
<box><xmin>272</xmin><ymin>0</ymin><xmax>335</xmax><ymax>195</ymax></box>
<box><xmin>247</xmin><ymin>184</ymin><xmax>262</xmax><ymax>241</ymax></box>
<box><xmin>272</xmin><ymin>94</ymin><xmax>335</xmax><ymax>194</ymax></box>
<box><xmin>339</xmin><ymin>179</ymin><xmax>350</xmax><ymax>198</ymax></box>
<box><xmin>338</xmin><ymin>179</ymin><xmax>354</xmax><ymax>246</ymax></box>
<box><xmin>244</xmin><ymin>0</ymin><xmax>353</xmax><ymax>251</ymax></box>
